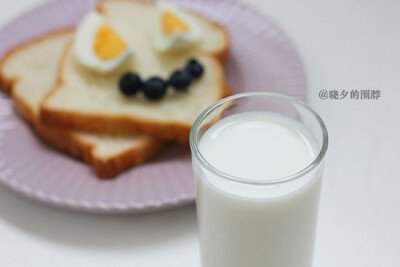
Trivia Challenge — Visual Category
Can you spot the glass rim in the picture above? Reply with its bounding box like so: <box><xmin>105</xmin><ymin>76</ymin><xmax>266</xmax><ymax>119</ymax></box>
<box><xmin>189</xmin><ymin>92</ymin><xmax>329</xmax><ymax>185</ymax></box>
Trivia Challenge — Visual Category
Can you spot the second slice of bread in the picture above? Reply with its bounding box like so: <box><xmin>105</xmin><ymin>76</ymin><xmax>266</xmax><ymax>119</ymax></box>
<box><xmin>0</xmin><ymin>29</ymin><xmax>164</xmax><ymax>178</ymax></box>
<box><xmin>40</xmin><ymin>0</ymin><xmax>231</xmax><ymax>143</ymax></box>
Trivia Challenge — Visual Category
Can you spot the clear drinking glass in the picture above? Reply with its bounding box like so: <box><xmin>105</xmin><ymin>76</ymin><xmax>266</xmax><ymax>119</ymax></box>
<box><xmin>190</xmin><ymin>92</ymin><xmax>328</xmax><ymax>267</ymax></box>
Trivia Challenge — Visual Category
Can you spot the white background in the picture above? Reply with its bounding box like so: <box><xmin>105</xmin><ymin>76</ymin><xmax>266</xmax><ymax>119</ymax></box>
<box><xmin>0</xmin><ymin>0</ymin><xmax>399</xmax><ymax>266</ymax></box>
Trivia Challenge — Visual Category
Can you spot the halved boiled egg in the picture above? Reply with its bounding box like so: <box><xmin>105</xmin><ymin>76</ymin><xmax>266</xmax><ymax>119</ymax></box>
<box><xmin>74</xmin><ymin>11</ymin><xmax>132</xmax><ymax>73</ymax></box>
<box><xmin>154</xmin><ymin>1</ymin><xmax>203</xmax><ymax>52</ymax></box>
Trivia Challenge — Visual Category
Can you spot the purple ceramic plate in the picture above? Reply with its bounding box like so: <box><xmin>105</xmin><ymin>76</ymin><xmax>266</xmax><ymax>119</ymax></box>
<box><xmin>0</xmin><ymin>0</ymin><xmax>305</xmax><ymax>214</ymax></box>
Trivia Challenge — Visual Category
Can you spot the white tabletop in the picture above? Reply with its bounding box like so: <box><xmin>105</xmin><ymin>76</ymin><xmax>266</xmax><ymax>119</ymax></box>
<box><xmin>0</xmin><ymin>0</ymin><xmax>399</xmax><ymax>266</ymax></box>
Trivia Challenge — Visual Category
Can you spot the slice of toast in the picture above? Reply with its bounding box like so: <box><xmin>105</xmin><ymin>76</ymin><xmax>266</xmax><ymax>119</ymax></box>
<box><xmin>0</xmin><ymin>29</ymin><xmax>164</xmax><ymax>178</ymax></box>
<box><xmin>40</xmin><ymin>0</ymin><xmax>231</xmax><ymax>143</ymax></box>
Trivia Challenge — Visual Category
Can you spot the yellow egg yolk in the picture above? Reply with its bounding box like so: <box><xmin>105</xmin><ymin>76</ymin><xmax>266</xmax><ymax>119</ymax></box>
<box><xmin>94</xmin><ymin>24</ymin><xmax>127</xmax><ymax>60</ymax></box>
<box><xmin>162</xmin><ymin>11</ymin><xmax>189</xmax><ymax>35</ymax></box>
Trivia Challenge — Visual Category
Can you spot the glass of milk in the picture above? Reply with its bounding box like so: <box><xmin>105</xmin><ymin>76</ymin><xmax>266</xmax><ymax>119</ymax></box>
<box><xmin>190</xmin><ymin>92</ymin><xmax>328</xmax><ymax>267</ymax></box>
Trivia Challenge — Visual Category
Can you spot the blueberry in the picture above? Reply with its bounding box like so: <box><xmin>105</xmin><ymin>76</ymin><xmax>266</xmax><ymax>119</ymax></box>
<box><xmin>185</xmin><ymin>58</ymin><xmax>204</xmax><ymax>79</ymax></box>
<box><xmin>143</xmin><ymin>77</ymin><xmax>167</xmax><ymax>100</ymax></box>
<box><xmin>169</xmin><ymin>70</ymin><xmax>192</xmax><ymax>91</ymax></box>
<box><xmin>119</xmin><ymin>73</ymin><xmax>142</xmax><ymax>96</ymax></box>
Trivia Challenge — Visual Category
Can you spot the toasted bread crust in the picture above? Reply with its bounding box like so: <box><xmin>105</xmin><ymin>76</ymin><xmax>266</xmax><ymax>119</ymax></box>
<box><xmin>0</xmin><ymin>30</ymin><xmax>165</xmax><ymax>178</ymax></box>
<box><xmin>210</xmin><ymin>22</ymin><xmax>230</xmax><ymax>64</ymax></box>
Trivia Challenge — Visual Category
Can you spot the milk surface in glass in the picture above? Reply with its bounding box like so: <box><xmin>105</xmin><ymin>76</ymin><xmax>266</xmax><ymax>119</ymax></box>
<box><xmin>195</xmin><ymin>111</ymin><xmax>323</xmax><ymax>267</ymax></box>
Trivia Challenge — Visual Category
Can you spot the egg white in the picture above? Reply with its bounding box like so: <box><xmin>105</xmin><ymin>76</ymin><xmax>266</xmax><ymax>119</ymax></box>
<box><xmin>154</xmin><ymin>1</ymin><xmax>203</xmax><ymax>52</ymax></box>
<box><xmin>74</xmin><ymin>11</ymin><xmax>132</xmax><ymax>73</ymax></box>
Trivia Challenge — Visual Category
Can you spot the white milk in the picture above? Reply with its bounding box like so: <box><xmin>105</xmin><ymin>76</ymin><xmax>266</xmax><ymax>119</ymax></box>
<box><xmin>194</xmin><ymin>112</ymin><xmax>323</xmax><ymax>267</ymax></box>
